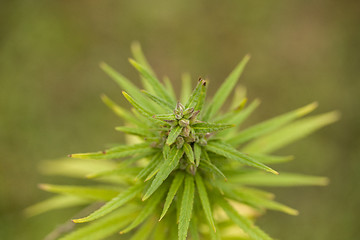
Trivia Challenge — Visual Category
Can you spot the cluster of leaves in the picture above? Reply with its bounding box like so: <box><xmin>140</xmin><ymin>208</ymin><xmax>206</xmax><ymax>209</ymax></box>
<box><xmin>27</xmin><ymin>43</ymin><xmax>339</xmax><ymax>240</ymax></box>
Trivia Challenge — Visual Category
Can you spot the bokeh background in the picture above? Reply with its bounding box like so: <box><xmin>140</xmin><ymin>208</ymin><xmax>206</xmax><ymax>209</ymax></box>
<box><xmin>1</xmin><ymin>0</ymin><xmax>359</xmax><ymax>239</ymax></box>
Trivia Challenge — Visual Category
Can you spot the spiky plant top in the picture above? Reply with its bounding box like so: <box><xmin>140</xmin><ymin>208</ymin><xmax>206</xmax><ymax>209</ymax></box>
<box><xmin>27</xmin><ymin>43</ymin><xmax>339</xmax><ymax>240</ymax></box>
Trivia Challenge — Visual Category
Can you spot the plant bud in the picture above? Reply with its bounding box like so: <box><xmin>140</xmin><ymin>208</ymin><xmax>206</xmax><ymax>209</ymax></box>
<box><xmin>176</xmin><ymin>136</ymin><xmax>184</xmax><ymax>149</ymax></box>
<box><xmin>179</xmin><ymin>119</ymin><xmax>190</xmax><ymax>127</ymax></box>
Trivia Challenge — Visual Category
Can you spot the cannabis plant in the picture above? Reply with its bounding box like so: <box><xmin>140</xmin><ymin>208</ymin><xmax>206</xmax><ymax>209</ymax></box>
<box><xmin>27</xmin><ymin>43</ymin><xmax>339</xmax><ymax>240</ymax></box>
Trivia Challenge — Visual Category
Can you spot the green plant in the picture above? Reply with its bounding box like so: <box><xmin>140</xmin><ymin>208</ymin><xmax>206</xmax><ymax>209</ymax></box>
<box><xmin>27</xmin><ymin>43</ymin><xmax>339</xmax><ymax>240</ymax></box>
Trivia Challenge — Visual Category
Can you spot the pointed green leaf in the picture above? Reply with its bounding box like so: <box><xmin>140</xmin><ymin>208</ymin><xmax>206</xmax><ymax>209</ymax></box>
<box><xmin>185</xmin><ymin>79</ymin><xmax>206</xmax><ymax>109</ymax></box>
<box><xmin>180</xmin><ymin>73</ymin><xmax>192</xmax><ymax>104</ymax></box>
<box><xmin>73</xmin><ymin>184</ymin><xmax>143</xmax><ymax>223</ymax></box>
<box><xmin>25</xmin><ymin>195</ymin><xmax>90</xmax><ymax>217</ymax></box>
<box><xmin>136</xmin><ymin>152</ymin><xmax>163</xmax><ymax>180</ymax></box>
<box><xmin>121</xmin><ymin>183</ymin><xmax>169</xmax><ymax>234</ymax></box>
<box><xmin>130</xmin><ymin>42</ymin><xmax>159</xmax><ymax>99</ymax></box>
<box><xmin>164</xmin><ymin>76</ymin><xmax>177</xmax><ymax>101</ymax></box>
<box><xmin>247</xmin><ymin>153</ymin><xmax>294</xmax><ymax>164</ymax></box>
<box><xmin>230</xmin><ymin>172</ymin><xmax>329</xmax><ymax>187</ymax></box>
<box><xmin>38</xmin><ymin>184</ymin><xmax>119</xmax><ymax>201</ymax></box>
<box><xmin>194</xmin><ymin>143</ymin><xmax>202</xmax><ymax>167</ymax></box>
<box><xmin>195</xmin><ymin>174</ymin><xmax>216</xmax><ymax>232</ymax></box>
<box><xmin>70</xmin><ymin>142</ymin><xmax>154</xmax><ymax>160</ymax></box>
<box><xmin>178</xmin><ymin>174</ymin><xmax>195</xmax><ymax>240</ymax></box>
<box><xmin>192</xmin><ymin>122</ymin><xmax>235</xmax><ymax>133</ymax></box>
<box><xmin>101</xmin><ymin>94</ymin><xmax>144</xmax><ymax>126</ymax></box>
<box><xmin>206</xmin><ymin>141</ymin><xmax>278</xmax><ymax>174</ymax></box>
<box><xmin>195</xmin><ymin>79</ymin><xmax>207</xmax><ymax>111</ymax></box>
<box><xmin>227</xmin><ymin>102</ymin><xmax>319</xmax><ymax>146</ymax></box>
<box><xmin>250</xmin><ymin>196</ymin><xmax>298</xmax><ymax>216</ymax></box>
<box><xmin>203</xmin><ymin>55</ymin><xmax>250</xmax><ymax>121</ymax></box>
<box><xmin>100</xmin><ymin>62</ymin><xmax>157</xmax><ymax>112</ymax></box>
<box><xmin>230</xmin><ymin>85</ymin><xmax>247</xmax><ymax>110</ymax></box>
<box><xmin>144</xmin><ymin>163</ymin><xmax>161</xmax><ymax>182</ymax></box>
<box><xmin>143</xmin><ymin>147</ymin><xmax>184</xmax><ymax>200</ymax></box>
<box><xmin>215</xmin><ymin>99</ymin><xmax>260</xmax><ymax>125</ymax></box>
<box><xmin>200</xmin><ymin>160</ymin><xmax>227</xmax><ymax>182</ymax></box>
<box><xmin>39</xmin><ymin>158</ymin><xmax>119</xmax><ymax>183</ymax></box>
<box><xmin>166</xmin><ymin>125</ymin><xmax>183</xmax><ymax>145</ymax></box>
<box><xmin>131</xmin><ymin>41</ymin><xmax>156</xmax><ymax>76</ymax></box>
<box><xmin>60</xmin><ymin>206</ymin><xmax>137</xmax><ymax>240</ymax></box>
<box><xmin>115</xmin><ymin>126</ymin><xmax>154</xmax><ymax>138</ymax></box>
<box><xmin>129</xmin><ymin>59</ymin><xmax>174</xmax><ymax>105</ymax></box>
<box><xmin>128</xmin><ymin>217</ymin><xmax>155</xmax><ymax>240</ymax></box>
<box><xmin>153</xmin><ymin>113</ymin><xmax>176</xmax><ymax>121</ymax></box>
<box><xmin>160</xmin><ymin>171</ymin><xmax>185</xmax><ymax>220</ymax></box>
<box><xmin>218</xmin><ymin>183</ymin><xmax>298</xmax><ymax>215</ymax></box>
<box><xmin>242</xmin><ymin>111</ymin><xmax>340</xmax><ymax>154</ymax></box>
<box><xmin>122</xmin><ymin>91</ymin><xmax>166</xmax><ymax>125</ymax></box>
<box><xmin>200</xmin><ymin>148</ymin><xmax>227</xmax><ymax>181</ymax></box>
<box><xmin>216</xmin><ymin>197</ymin><xmax>273</xmax><ymax>240</ymax></box>
<box><xmin>86</xmin><ymin>166</ymin><xmax>142</xmax><ymax>179</ymax></box>
<box><xmin>163</xmin><ymin>144</ymin><xmax>170</xmax><ymax>159</ymax></box>
<box><xmin>183</xmin><ymin>142</ymin><xmax>195</xmax><ymax>164</ymax></box>
<box><xmin>141</xmin><ymin>90</ymin><xmax>174</xmax><ymax>111</ymax></box>
<box><xmin>176</xmin><ymin>185</ymin><xmax>184</xmax><ymax>223</ymax></box>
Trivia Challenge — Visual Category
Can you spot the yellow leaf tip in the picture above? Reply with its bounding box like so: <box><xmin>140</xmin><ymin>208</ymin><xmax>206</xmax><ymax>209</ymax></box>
<box><xmin>99</xmin><ymin>61</ymin><xmax>107</xmax><ymax>68</ymax></box>
<box><xmin>38</xmin><ymin>183</ymin><xmax>49</xmax><ymax>190</ymax></box>
<box><xmin>292</xmin><ymin>210</ymin><xmax>300</xmax><ymax>216</ymax></box>
<box><xmin>131</xmin><ymin>41</ymin><xmax>140</xmax><ymax>48</ymax></box>
<box><xmin>85</xmin><ymin>174</ymin><xmax>95</xmax><ymax>179</ymax></box>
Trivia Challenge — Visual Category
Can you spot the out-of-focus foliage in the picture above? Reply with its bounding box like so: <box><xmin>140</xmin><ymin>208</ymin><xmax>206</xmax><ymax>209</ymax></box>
<box><xmin>0</xmin><ymin>0</ymin><xmax>359</xmax><ymax>239</ymax></box>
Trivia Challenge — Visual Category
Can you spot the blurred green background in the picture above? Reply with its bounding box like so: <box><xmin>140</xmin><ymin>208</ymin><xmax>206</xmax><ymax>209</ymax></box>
<box><xmin>1</xmin><ymin>0</ymin><xmax>359</xmax><ymax>239</ymax></box>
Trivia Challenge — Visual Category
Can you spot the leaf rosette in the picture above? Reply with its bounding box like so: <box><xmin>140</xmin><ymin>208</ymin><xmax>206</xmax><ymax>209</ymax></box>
<box><xmin>27</xmin><ymin>42</ymin><xmax>339</xmax><ymax>240</ymax></box>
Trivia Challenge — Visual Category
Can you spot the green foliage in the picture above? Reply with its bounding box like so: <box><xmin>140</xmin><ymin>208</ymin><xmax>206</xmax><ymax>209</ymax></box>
<box><xmin>29</xmin><ymin>44</ymin><xmax>339</xmax><ymax>239</ymax></box>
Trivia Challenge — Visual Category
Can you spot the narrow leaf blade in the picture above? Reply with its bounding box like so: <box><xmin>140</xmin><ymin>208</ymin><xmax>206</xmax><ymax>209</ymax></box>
<box><xmin>206</xmin><ymin>141</ymin><xmax>278</xmax><ymax>174</ymax></box>
<box><xmin>217</xmin><ymin>197</ymin><xmax>273</xmax><ymax>240</ymax></box>
<box><xmin>194</xmin><ymin>143</ymin><xmax>202</xmax><ymax>167</ymax></box>
<box><xmin>195</xmin><ymin>174</ymin><xmax>216</xmax><ymax>232</ymax></box>
<box><xmin>230</xmin><ymin>172</ymin><xmax>329</xmax><ymax>187</ymax></box>
<box><xmin>25</xmin><ymin>195</ymin><xmax>90</xmax><ymax>217</ymax></box>
<box><xmin>227</xmin><ymin>102</ymin><xmax>319</xmax><ymax>146</ymax></box>
<box><xmin>192</xmin><ymin>122</ymin><xmax>235</xmax><ymax>133</ymax></box>
<box><xmin>143</xmin><ymin>147</ymin><xmax>184</xmax><ymax>200</ymax></box>
<box><xmin>38</xmin><ymin>184</ymin><xmax>119</xmax><ymax>201</ymax></box>
<box><xmin>60</xmin><ymin>207</ymin><xmax>137</xmax><ymax>240</ymax></box>
<box><xmin>178</xmin><ymin>174</ymin><xmax>195</xmax><ymax>240</ymax></box>
<box><xmin>141</xmin><ymin>90</ymin><xmax>174</xmax><ymax>111</ymax></box>
<box><xmin>203</xmin><ymin>55</ymin><xmax>250</xmax><ymax>120</ymax></box>
<box><xmin>166</xmin><ymin>125</ymin><xmax>183</xmax><ymax>145</ymax></box>
<box><xmin>160</xmin><ymin>171</ymin><xmax>185</xmax><ymax>220</ymax></box>
<box><xmin>101</xmin><ymin>94</ymin><xmax>144</xmax><ymax>126</ymax></box>
<box><xmin>100</xmin><ymin>62</ymin><xmax>157</xmax><ymax>112</ymax></box>
<box><xmin>73</xmin><ymin>184</ymin><xmax>143</xmax><ymax>223</ymax></box>
<box><xmin>121</xmin><ymin>184</ymin><xmax>168</xmax><ymax>234</ymax></box>
<box><xmin>183</xmin><ymin>143</ymin><xmax>195</xmax><ymax>164</ymax></box>
<box><xmin>129</xmin><ymin>59</ymin><xmax>174</xmax><ymax>105</ymax></box>
<box><xmin>242</xmin><ymin>111</ymin><xmax>340</xmax><ymax>154</ymax></box>
<box><xmin>70</xmin><ymin>142</ymin><xmax>154</xmax><ymax>160</ymax></box>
